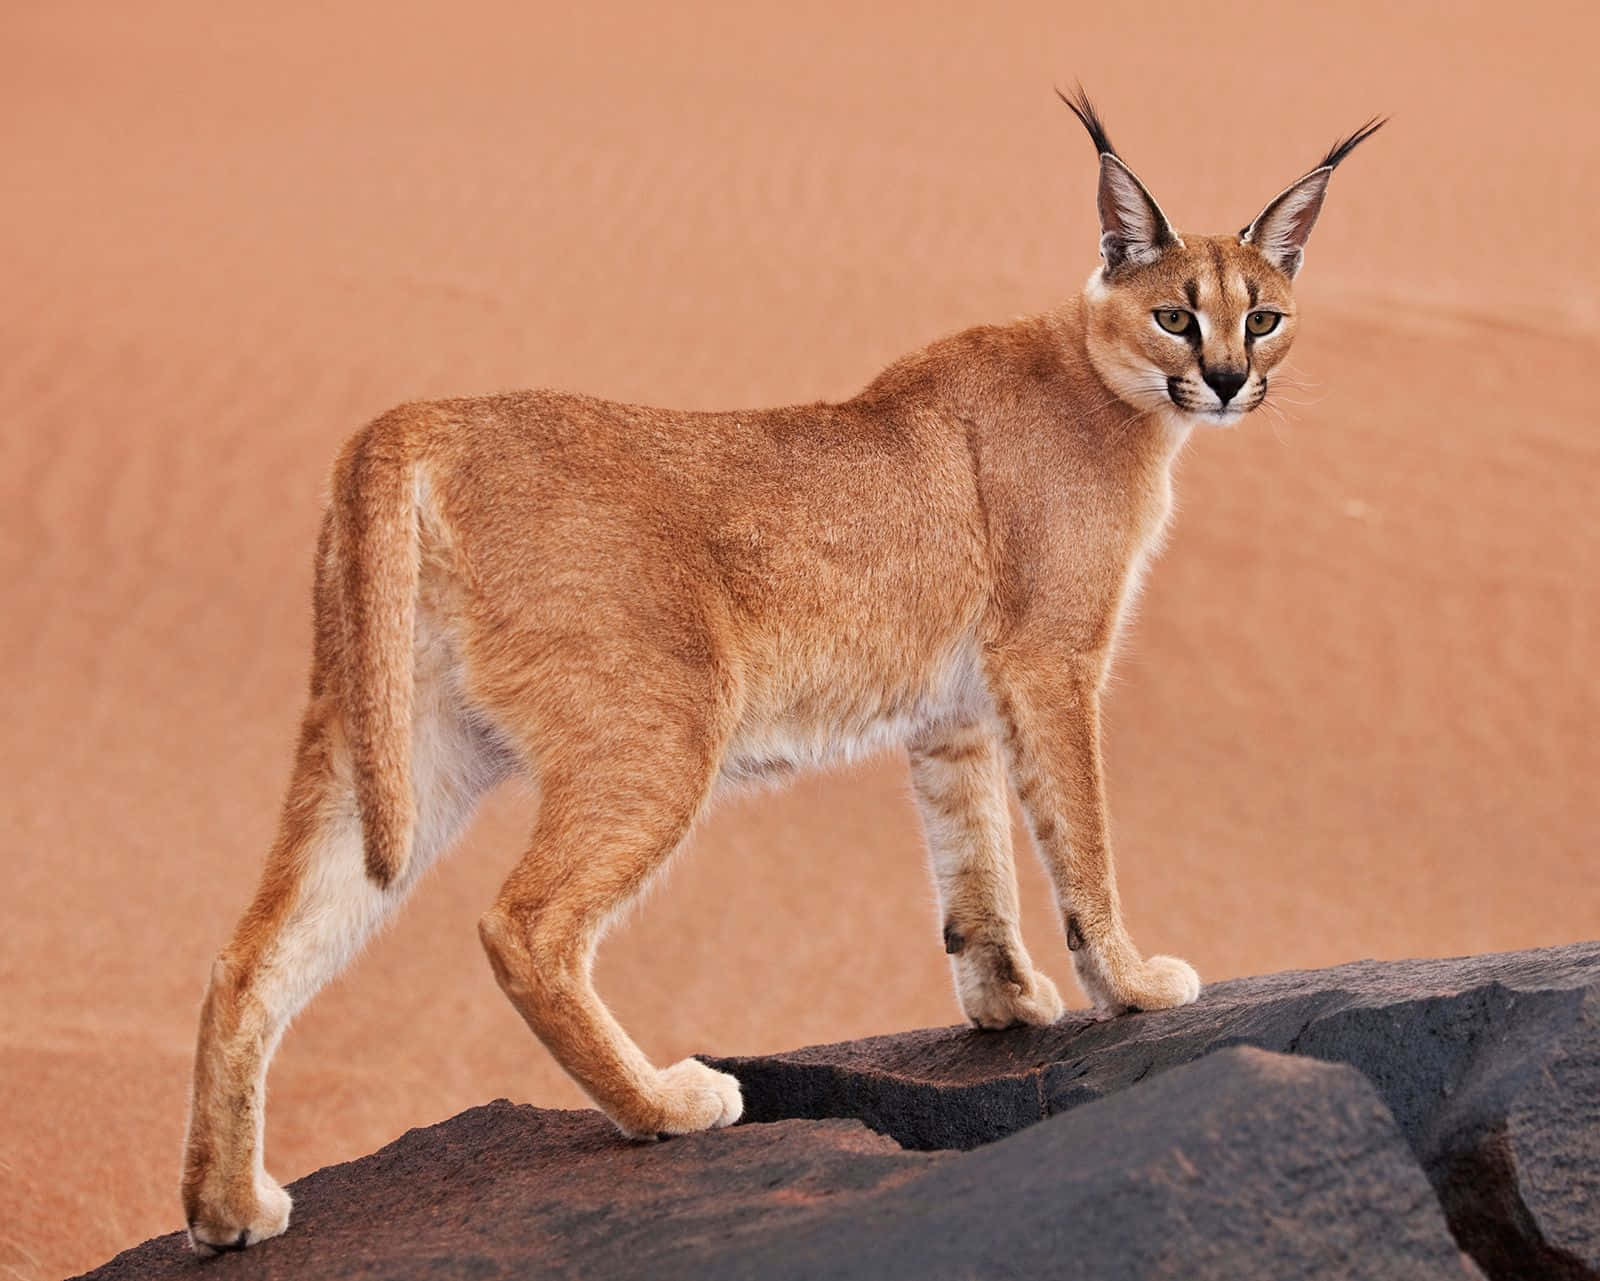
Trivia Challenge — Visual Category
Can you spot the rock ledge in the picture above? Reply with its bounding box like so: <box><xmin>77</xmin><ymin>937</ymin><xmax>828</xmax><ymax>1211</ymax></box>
<box><xmin>81</xmin><ymin>943</ymin><xmax>1598</xmax><ymax>1280</ymax></box>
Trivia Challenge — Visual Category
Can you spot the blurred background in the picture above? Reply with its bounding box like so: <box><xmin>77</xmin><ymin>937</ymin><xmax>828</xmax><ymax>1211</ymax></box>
<box><xmin>3</xmin><ymin>2</ymin><xmax>1597</xmax><ymax>1276</ymax></box>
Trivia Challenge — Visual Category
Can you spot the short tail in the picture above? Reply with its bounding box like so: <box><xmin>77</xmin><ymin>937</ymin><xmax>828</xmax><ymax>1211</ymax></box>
<box><xmin>336</xmin><ymin>422</ymin><xmax>420</xmax><ymax>889</ymax></box>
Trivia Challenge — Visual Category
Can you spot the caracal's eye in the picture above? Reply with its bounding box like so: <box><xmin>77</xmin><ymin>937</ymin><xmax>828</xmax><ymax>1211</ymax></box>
<box><xmin>1246</xmin><ymin>310</ymin><xmax>1281</xmax><ymax>337</ymax></box>
<box><xmin>1154</xmin><ymin>308</ymin><xmax>1192</xmax><ymax>335</ymax></box>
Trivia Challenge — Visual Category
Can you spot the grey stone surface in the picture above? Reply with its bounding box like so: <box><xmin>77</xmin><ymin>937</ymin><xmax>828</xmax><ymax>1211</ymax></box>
<box><xmin>77</xmin><ymin>1049</ymin><xmax>1479</xmax><ymax>1281</ymax></box>
<box><xmin>711</xmin><ymin>941</ymin><xmax>1600</xmax><ymax>1279</ymax></box>
<box><xmin>702</xmin><ymin>1048</ymin><xmax>1480</xmax><ymax>1281</ymax></box>
<box><xmin>79</xmin><ymin>944</ymin><xmax>1599</xmax><ymax>1280</ymax></box>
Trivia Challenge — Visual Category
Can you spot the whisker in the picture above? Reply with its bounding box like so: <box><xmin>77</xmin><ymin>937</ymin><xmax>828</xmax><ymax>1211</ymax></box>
<box><xmin>1259</xmin><ymin>401</ymin><xmax>1290</xmax><ymax>445</ymax></box>
<box><xmin>1258</xmin><ymin>397</ymin><xmax>1300</xmax><ymax>432</ymax></box>
<box><xmin>1106</xmin><ymin>404</ymin><xmax>1153</xmax><ymax>451</ymax></box>
<box><xmin>1081</xmin><ymin>385</ymin><xmax>1170</xmax><ymax>420</ymax></box>
<box><xmin>1279</xmin><ymin>361</ymin><xmax>1323</xmax><ymax>388</ymax></box>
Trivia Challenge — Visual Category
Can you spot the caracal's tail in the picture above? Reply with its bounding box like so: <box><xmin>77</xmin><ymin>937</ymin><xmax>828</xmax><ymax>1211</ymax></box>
<box><xmin>335</xmin><ymin>420</ymin><xmax>420</xmax><ymax>888</ymax></box>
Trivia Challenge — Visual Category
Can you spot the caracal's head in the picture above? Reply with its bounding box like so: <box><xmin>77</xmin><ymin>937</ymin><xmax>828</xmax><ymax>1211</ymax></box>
<box><xmin>1061</xmin><ymin>88</ymin><xmax>1383</xmax><ymax>427</ymax></box>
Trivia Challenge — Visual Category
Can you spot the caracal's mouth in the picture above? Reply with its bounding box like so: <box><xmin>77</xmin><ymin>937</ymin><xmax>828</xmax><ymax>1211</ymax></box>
<box><xmin>1166</xmin><ymin>399</ymin><xmax>1245</xmax><ymax>427</ymax></box>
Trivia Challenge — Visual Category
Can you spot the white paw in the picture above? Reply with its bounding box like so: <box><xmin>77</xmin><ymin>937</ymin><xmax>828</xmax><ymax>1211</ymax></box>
<box><xmin>1138</xmin><ymin>954</ymin><xmax>1202</xmax><ymax>1008</ymax></box>
<box><xmin>650</xmin><ymin>1058</ymin><xmax>743</xmax><ymax>1135</ymax></box>
<box><xmin>963</xmin><ymin>967</ymin><xmax>1065</xmax><ymax>1030</ymax></box>
<box><xmin>188</xmin><ymin>1173</ymin><xmax>292</xmax><ymax>1254</ymax></box>
<box><xmin>1086</xmin><ymin>953</ymin><xmax>1201</xmax><ymax>1015</ymax></box>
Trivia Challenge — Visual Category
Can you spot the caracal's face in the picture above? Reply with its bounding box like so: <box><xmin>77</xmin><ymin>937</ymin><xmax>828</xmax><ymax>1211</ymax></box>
<box><xmin>1058</xmin><ymin>89</ymin><xmax>1380</xmax><ymax>430</ymax></box>
<box><xmin>1083</xmin><ymin>234</ymin><xmax>1298</xmax><ymax>428</ymax></box>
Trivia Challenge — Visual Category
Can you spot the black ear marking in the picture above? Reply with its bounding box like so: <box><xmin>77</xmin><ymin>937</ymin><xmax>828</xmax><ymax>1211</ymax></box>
<box><xmin>1058</xmin><ymin>84</ymin><xmax>1179</xmax><ymax>273</ymax></box>
<box><xmin>1317</xmin><ymin>116</ymin><xmax>1388</xmax><ymax>171</ymax></box>
<box><xmin>1055</xmin><ymin>84</ymin><xmax>1118</xmax><ymax>159</ymax></box>
<box><xmin>1241</xmin><ymin>116</ymin><xmax>1386</xmax><ymax>278</ymax></box>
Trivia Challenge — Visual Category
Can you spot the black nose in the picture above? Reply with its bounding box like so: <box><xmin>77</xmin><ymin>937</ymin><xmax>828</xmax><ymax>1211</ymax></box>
<box><xmin>1202</xmin><ymin>368</ymin><xmax>1248</xmax><ymax>406</ymax></box>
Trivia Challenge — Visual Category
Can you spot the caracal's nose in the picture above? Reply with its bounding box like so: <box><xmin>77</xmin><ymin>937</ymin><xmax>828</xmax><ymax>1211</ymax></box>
<box><xmin>1203</xmin><ymin>368</ymin><xmax>1248</xmax><ymax>406</ymax></box>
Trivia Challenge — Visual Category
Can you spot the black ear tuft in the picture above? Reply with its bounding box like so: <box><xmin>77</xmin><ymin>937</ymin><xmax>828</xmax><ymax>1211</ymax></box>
<box><xmin>1317</xmin><ymin>116</ymin><xmax>1388</xmax><ymax>171</ymax></box>
<box><xmin>1055</xmin><ymin>84</ymin><xmax>1118</xmax><ymax>159</ymax></box>
<box><xmin>1058</xmin><ymin>86</ymin><xmax>1177</xmax><ymax>272</ymax></box>
<box><xmin>1241</xmin><ymin>114</ymin><xmax>1386</xmax><ymax>278</ymax></box>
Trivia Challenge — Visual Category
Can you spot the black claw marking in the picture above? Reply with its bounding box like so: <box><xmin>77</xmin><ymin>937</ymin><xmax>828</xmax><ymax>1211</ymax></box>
<box><xmin>943</xmin><ymin>923</ymin><xmax>966</xmax><ymax>955</ymax></box>
<box><xmin>213</xmin><ymin>1230</ymin><xmax>250</xmax><ymax>1253</ymax></box>
<box><xmin>1067</xmin><ymin>916</ymin><xmax>1086</xmax><ymax>952</ymax></box>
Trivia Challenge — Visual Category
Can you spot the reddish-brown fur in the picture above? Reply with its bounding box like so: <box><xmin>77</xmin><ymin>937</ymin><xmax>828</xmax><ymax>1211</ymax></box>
<box><xmin>182</xmin><ymin>97</ymin><xmax>1377</xmax><ymax>1251</ymax></box>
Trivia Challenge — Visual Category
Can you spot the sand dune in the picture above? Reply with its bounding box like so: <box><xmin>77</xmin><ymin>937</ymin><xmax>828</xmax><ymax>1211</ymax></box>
<box><xmin>3</xmin><ymin>3</ymin><xmax>1598</xmax><ymax>1277</ymax></box>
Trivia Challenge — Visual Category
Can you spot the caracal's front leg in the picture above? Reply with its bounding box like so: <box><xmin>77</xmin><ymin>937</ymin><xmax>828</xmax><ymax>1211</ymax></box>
<box><xmin>986</xmin><ymin>647</ymin><xmax>1200</xmax><ymax>1014</ymax></box>
<box><xmin>908</xmin><ymin>724</ymin><xmax>1062</xmax><ymax>1029</ymax></box>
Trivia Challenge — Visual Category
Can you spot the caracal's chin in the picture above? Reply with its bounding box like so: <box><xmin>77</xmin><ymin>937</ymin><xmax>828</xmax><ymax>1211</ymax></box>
<box><xmin>1185</xmin><ymin>404</ymin><xmax>1248</xmax><ymax>428</ymax></box>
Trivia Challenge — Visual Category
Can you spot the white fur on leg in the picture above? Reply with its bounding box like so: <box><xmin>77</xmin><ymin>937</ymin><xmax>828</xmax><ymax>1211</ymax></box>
<box><xmin>183</xmin><ymin>671</ymin><xmax>508</xmax><ymax>1254</ymax></box>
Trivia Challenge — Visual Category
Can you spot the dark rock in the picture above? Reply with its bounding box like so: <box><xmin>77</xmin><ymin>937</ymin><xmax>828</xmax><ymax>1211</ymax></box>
<box><xmin>705</xmin><ymin>1048</ymin><xmax>1479</xmax><ymax>1281</ymax></box>
<box><xmin>710</xmin><ymin>941</ymin><xmax>1600</xmax><ymax>1279</ymax></box>
<box><xmin>77</xmin><ymin>1048</ymin><xmax>1477</xmax><ymax>1281</ymax></box>
<box><xmin>78</xmin><ymin>1108</ymin><xmax>937</xmax><ymax>1281</ymax></box>
<box><xmin>77</xmin><ymin>944</ymin><xmax>1597</xmax><ymax>1280</ymax></box>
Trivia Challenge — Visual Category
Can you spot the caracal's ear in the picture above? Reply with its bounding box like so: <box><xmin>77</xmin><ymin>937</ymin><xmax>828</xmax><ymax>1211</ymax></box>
<box><xmin>1241</xmin><ymin>117</ymin><xmax>1386</xmax><ymax>278</ymax></box>
<box><xmin>1057</xmin><ymin>85</ymin><xmax>1179</xmax><ymax>273</ymax></box>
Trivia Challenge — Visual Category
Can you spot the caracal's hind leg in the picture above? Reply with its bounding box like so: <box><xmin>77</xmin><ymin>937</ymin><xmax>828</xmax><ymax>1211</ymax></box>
<box><xmin>182</xmin><ymin>686</ymin><xmax>497</xmax><ymax>1252</ymax></box>
<box><xmin>987</xmin><ymin>648</ymin><xmax>1200</xmax><ymax>1015</ymax></box>
<box><xmin>909</xmin><ymin>723</ymin><xmax>1063</xmax><ymax>1029</ymax></box>
<box><xmin>476</xmin><ymin>679</ymin><xmax>742</xmax><ymax>1139</ymax></box>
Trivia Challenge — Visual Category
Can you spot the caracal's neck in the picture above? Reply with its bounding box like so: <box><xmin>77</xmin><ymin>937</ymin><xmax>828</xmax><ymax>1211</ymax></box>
<box><xmin>1042</xmin><ymin>293</ymin><xmax>1195</xmax><ymax>478</ymax></box>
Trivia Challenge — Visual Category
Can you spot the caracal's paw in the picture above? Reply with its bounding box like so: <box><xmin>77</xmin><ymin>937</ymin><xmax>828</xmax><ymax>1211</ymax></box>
<box><xmin>963</xmin><ymin>967</ymin><xmax>1065</xmax><ymax>1030</ymax></box>
<box><xmin>1084</xmin><ymin>952</ymin><xmax>1202</xmax><ymax>1016</ymax></box>
<box><xmin>623</xmin><ymin>1058</ymin><xmax>743</xmax><ymax>1138</ymax></box>
<box><xmin>186</xmin><ymin>1172</ymin><xmax>292</xmax><ymax>1254</ymax></box>
<box><xmin>1132</xmin><ymin>954</ymin><xmax>1202</xmax><ymax>1010</ymax></box>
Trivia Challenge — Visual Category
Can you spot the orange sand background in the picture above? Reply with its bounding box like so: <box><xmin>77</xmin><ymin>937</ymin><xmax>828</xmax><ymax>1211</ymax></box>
<box><xmin>3</xmin><ymin>3</ymin><xmax>1598</xmax><ymax>1276</ymax></box>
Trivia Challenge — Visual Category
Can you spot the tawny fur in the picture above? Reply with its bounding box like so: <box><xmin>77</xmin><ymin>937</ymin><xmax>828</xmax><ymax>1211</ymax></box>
<box><xmin>182</xmin><ymin>93</ymin><xmax>1379</xmax><ymax>1252</ymax></box>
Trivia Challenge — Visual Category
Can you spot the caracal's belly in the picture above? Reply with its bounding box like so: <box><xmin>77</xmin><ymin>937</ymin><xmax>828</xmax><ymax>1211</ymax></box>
<box><xmin>717</xmin><ymin>637</ymin><xmax>991</xmax><ymax>789</ymax></box>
